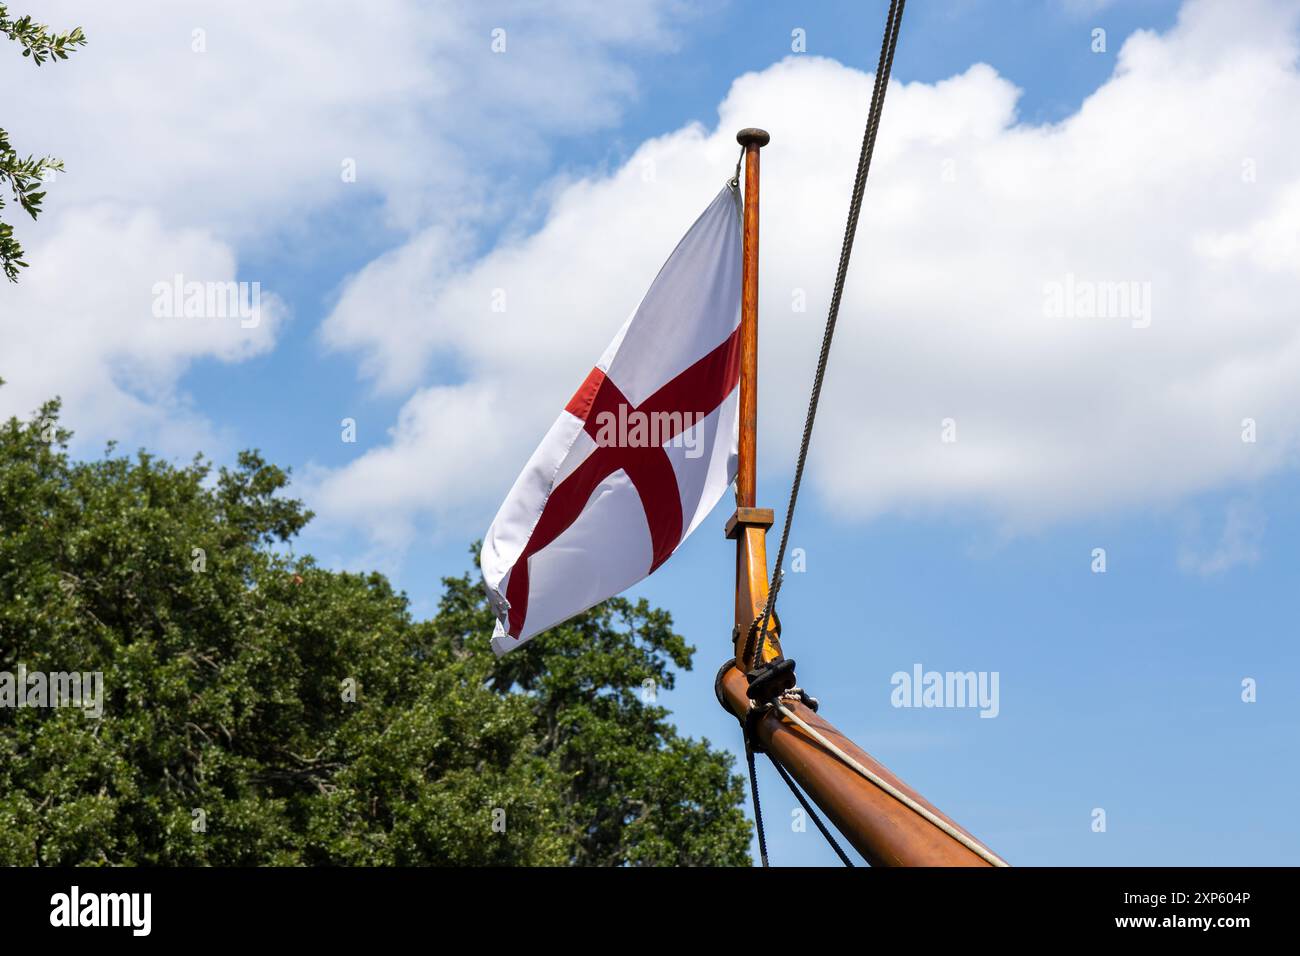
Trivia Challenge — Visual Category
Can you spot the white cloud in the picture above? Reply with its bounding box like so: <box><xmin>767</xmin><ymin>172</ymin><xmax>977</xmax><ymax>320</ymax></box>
<box><xmin>312</xmin><ymin>0</ymin><xmax>1300</xmax><ymax>546</ymax></box>
<box><xmin>0</xmin><ymin>0</ymin><xmax>702</xmax><ymax>450</ymax></box>
<box><xmin>0</xmin><ymin>0</ymin><xmax>701</xmax><ymax>237</ymax></box>
<box><xmin>304</xmin><ymin>382</ymin><xmax>512</xmax><ymax>550</ymax></box>
<box><xmin>0</xmin><ymin>205</ymin><xmax>283</xmax><ymax>455</ymax></box>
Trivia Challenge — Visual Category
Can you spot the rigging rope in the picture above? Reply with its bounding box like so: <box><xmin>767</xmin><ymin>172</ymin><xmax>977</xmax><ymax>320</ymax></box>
<box><xmin>736</xmin><ymin>0</ymin><xmax>1009</xmax><ymax>871</ymax></box>
<box><xmin>754</xmin><ymin>0</ymin><xmax>906</xmax><ymax>666</ymax></box>
<box><xmin>744</xmin><ymin>736</ymin><xmax>770</xmax><ymax>867</ymax></box>
<box><xmin>741</xmin><ymin>1</ymin><xmax>909</xmax><ymax>867</ymax></box>
<box><xmin>770</xmin><ymin>756</ymin><xmax>855</xmax><ymax>866</ymax></box>
<box><xmin>746</xmin><ymin>722</ymin><xmax>854</xmax><ymax>867</ymax></box>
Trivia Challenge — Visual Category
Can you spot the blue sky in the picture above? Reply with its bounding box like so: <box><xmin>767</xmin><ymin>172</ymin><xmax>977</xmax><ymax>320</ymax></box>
<box><xmin>3</xmin><ymin>0</ymin><xmax>1298</xmax><ymax>865</ymax></box>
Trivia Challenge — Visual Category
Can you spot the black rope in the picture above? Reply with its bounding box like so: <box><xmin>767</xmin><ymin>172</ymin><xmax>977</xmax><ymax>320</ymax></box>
<box><xmin>746</xmin><ymin>717</ymin><xmax>854</xmax><ymax>867</ymax></box>
<box><xmin>755</xmin><ymin>0</ymin><xmax>907</xmax><ymax>665</ymax></box>
<box><xmin>738</xmin><ymin>0</ymin><xmax>906</xmax><ymax>870</ymax></box>
<box><xmin>770</xmin><ymin>755</ymin><xmax>856</xmax><ymax>866</ymax></box>
<box><xmin>745</xmin><ymin>736</ymin><xmax>770</xmax><ymax>867</ymax></box>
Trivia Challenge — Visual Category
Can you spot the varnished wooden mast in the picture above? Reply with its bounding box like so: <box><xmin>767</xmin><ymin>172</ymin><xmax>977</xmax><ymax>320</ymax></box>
<box><xmin>721</xmin><ymin>127</ymin><xmax>1002</xmax><ymax>867</ymax></box>
<box><xmin>736</xmin><ymin>128</ymin><xmax>766</xmax><ymax>510</ymax></box>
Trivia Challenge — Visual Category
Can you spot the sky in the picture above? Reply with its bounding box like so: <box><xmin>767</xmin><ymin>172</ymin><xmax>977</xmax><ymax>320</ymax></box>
<box><xmin>2</xmin><ymin>0</ymin><xmax>1298</xmax><ymax>865</ymax></box>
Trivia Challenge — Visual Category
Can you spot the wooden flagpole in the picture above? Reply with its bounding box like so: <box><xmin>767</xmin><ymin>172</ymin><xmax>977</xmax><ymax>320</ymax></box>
<box><xmin>736</xmin><ymin>127</ymin><xmax>766</xmax><ymax>511</ymax></box>
<box><xmin>720</xmin><ymin>128</ymin><xmax>1002</xmax><ymax>867</ymax></box>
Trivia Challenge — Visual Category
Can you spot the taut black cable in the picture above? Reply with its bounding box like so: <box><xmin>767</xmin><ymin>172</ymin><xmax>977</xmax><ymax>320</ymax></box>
<box><xmin>754</xmin><ymin>0</ymin><xmax>907</xmax><ymax>666</ymax></box>
<box><xmin>771</xmin><ymin>755</ymin><xmax>856</xmax><ymax>866</ymax></box>
<box><xmin>744</xmin><ymin>736</ymin><xmax>770</xmax><ymax>867</ymax></box>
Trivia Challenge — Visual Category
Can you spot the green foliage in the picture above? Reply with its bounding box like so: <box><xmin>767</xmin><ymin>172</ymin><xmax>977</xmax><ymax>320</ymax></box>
<box><xmin>0</xmin><ymin>4</ymin><xmax>86</xmax><ymax>281</ymax></box>
<box><xmin>0</xmin><ymin>394</ymin><xmax>751</xmax><ymax>866</ymax></box>
<box><xmin>0</xmin><ymin>127</ymin><xmax>64</xmax><ymax>282</ymax></box>
<box><xmin>0</xmin><ymin>5</ymin><xmax>85</xmax><ymax>64</ymax></box>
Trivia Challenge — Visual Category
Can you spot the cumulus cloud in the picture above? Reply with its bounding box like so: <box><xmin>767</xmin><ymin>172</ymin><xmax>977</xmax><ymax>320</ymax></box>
<box><xmin>0</xmin><ymin>0</ymin><xmax>703</xmax><ymax>450</ymax></box>
<box><xmin>0</xmin><ymin>206</ymin><xmax>284</xmax><ymax>455</ymax></box>
<box><xmin>312</xmin><ymin>0</ymin><xmax>1300</xmax><ymax>546</ymax></box>
<box><xmin>302</xmin><ymin>383</ymin><xmax>512</xmax><ymax>550</ymax></box>
<box><xmin>0</xmin><ymin>0</ymin><xmax>701</xmax><ymax>235</ymax></box>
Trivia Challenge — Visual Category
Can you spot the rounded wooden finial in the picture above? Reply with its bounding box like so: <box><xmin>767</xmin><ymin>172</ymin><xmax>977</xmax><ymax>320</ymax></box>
<box><xmin>736</xmin><ymin>127</ymin><xmax>770</xmax><ymax>148</ymax></box>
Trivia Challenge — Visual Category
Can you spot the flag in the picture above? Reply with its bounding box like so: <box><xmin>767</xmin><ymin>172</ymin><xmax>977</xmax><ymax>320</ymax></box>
<box><xmin>481</xmin><ymin>184</ymin><xmax>742</xmax><ymax>654</ymax></box>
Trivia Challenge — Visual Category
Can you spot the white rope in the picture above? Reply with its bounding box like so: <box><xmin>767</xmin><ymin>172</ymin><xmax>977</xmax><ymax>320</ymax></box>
<box><xmin>772</xmin><ymin>701</ymin><xmax>1010</xmax><ymax>867</ymax></box>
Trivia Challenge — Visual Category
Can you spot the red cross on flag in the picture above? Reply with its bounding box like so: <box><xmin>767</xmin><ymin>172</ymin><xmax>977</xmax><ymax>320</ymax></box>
<box><xmin>481</xmin><ymin>184</ymin><xmax>742</xmax><ymax>654</ymax></box>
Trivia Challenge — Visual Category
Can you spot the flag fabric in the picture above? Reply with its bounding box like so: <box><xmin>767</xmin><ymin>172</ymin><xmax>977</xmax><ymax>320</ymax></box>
<box><xmin>481</xmin><ymin>184</ymin><xmax>743</xmax><ymax>654</ymax></box>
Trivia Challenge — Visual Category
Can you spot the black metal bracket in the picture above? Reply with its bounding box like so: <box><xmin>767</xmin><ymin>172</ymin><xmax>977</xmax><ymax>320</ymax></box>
<box><xmin>746</xmin><ymin>657</ymin><xmax>797</xmax><ymax>704</ymax></box>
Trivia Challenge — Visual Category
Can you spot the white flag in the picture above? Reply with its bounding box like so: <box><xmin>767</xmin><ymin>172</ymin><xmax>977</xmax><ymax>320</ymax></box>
<box><xmin>481</xmin><ymin>184</ymin><xmax>742</xmax><ymax>654</ymax></box>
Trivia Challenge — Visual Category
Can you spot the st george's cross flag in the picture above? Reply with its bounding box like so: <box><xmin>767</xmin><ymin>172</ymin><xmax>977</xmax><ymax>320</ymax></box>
<box><xmin>481</xmin><ymin>184</ymin><xmax>742</xmax><ymax>654</ymax></box>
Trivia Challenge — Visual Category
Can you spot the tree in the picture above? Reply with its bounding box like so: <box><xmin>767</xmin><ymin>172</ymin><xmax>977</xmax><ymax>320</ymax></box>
<box><xmin>0</xmin><ymin>4</ymin><xmax>85</xmax><ymax>282</ymax></box>
<box><xmin>0</xmin><ymin>389</ymin><xmax>752</xmax><ymax>866</ymax></box>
